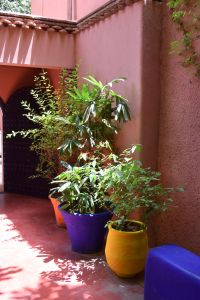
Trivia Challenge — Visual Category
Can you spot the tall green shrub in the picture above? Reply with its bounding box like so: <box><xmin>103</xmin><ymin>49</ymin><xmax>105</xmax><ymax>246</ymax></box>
<box><xmin>7</xmin><ymin>68</ymin><xmax>131</xmax><ymax>181</ymax></box>
<box><xmin>7</xmin><ymin>69</ymin><xmax>78</xmax><ymax>180</ymax></box>
<box><xmin>0</xmin><ymin>0</ymin><xmax>30</xmax><ymax>14</ymax></box>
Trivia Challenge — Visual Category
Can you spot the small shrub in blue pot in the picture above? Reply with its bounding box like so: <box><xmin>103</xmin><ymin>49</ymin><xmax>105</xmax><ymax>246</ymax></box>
<box><xmin>51</xmin><ymin>146</ymin><xmax>113</xmax><ymax>254</ymax></box>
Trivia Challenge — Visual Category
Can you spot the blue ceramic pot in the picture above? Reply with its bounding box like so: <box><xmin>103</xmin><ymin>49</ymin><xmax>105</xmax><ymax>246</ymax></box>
<box><xmin>59</xmin><ymin>205</ymin><xmax>113</xmax><ymax>253</ymax></box>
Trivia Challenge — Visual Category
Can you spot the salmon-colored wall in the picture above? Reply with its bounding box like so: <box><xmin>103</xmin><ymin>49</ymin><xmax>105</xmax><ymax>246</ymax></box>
<box><xmin>0</xmin><ymin>66</ymin><xmax>41</xmax><ymax>102</ymax></box>
<box><xmin>155</xmin><ymin>4</ymin><xmax>200</xmax><ymax>254</ymax></box>
<box><xmin>141</xmin><ymin>1</ymin><xmax>162</xmax><ymax>169</ymax></box>
<box><xmin>47</xmin><ymin>69</ymin><xmax>61</xmax><ymax>89</ymax></box>
<box><xmin>75</xmin><ymin>0</ymin><xmax>109</xmax><ymax>19</ymax></box>
<box><xmin>0</xmin><ymin>27</ymin><xmax>75</xmax><ymax>69</ymax></box>
<box><xmin>31</xmin><ymin>0</ymin><xmax>70</xmax><ymax>20</ymax></box>
<box><xmin>76</xmin><ymin>3</ymin><xmax>143</xmax><ymax>151</ymax></box>
<box><xmin>31</xmin><ymin>0</ymin><xmax>109</xmax><ymax>20</ymax></box>
<box><xmin>0</xmin><ymin>66</ymin><xmax>61</xmax><ymax>102</ymax></box>
<box><xmin>75</xmin><ymin>1</ymin><xmax>162</xmax><ymax>169</ymax></box>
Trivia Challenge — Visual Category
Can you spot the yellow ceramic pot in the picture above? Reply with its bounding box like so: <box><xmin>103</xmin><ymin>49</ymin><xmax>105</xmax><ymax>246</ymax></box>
<box><xmin>49</xmin><ymin>196</ymin><xmax>66</xmax><ymax>228</ymax></box>
<box><xmin>105</xmin><ymin>220</ymin><xmax>148</xmax><ymax>278</ymax></box>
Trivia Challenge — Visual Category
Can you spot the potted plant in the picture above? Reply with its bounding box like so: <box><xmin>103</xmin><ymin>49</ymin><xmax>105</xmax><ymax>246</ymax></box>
<box><xmin>99</xmin><ymin>145</ymin><xmax>184</xmax><ymax>278</ymax></box>
<box><xmin>50</xmin><ymin>146</ymin><xmax>113</xmax><ymax>253</ymax></box>
<box><xmin>7</xmin><ymin>68</ymin><xmax>131</xmax><ymax>227</ymax></box>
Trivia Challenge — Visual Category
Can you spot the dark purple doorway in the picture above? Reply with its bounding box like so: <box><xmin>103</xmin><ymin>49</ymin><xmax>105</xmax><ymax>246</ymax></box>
<box><xmin>3</xmin><ymin>87</ymin><xmax>49</xmax><ymax>197</ymax></box>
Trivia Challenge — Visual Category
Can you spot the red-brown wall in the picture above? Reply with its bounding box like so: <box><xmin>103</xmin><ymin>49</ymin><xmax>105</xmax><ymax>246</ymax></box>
<box><xmin>0</xmin><ymin>66</ymin><xmax>61</xmax><ymax>102</ymax></box>
<box><xmin>155</xmin><ymin>4</ymin><xmax>200</xmax><ymax>254</ymax></box>
<box><xmin>0</xmin><ymin>66</ymin><xmax>41</xmax><ymax>102</ymax></box>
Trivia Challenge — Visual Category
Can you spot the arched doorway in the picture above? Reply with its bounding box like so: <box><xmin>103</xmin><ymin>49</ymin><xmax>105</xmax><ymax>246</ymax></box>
<box><xmin>3</xmin><ymin>87</ymin><xmax>49</xmax><ymax>197</ymax></box>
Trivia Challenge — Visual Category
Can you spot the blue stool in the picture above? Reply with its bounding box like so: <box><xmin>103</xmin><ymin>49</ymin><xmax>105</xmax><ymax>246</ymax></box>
<box><xmin>144</xmin><ymin>245</ymin><xmax>200</xmax><ymax>300</ymax></box>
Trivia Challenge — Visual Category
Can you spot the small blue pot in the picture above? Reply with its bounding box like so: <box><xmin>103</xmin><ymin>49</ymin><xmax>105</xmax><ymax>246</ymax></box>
<box><xmin>59</xmin><ymin>205</ymin><xmax>113</xmax><ymax>253</ymax></box>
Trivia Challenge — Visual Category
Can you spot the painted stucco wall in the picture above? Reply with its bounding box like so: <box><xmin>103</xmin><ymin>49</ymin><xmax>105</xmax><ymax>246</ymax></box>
<box><xmin>141</xmin><ymin>1</ymin><xmax>162</xmax><ymax>169</ymax></box>
<box><xmin>47</xmin><ymin>68</ymin><xmax>62</xmax><ymax>90</ymax></box>
<box><xmin>31</xmin><ymin>0</ymin><xmax>109</xmax><ymax>20</ymax></box>
<box><xmin>75</xmin><ymin>3</ymin><xmax>143</xmax><ymax>151</ymax></box>
<box><xmin>75</xmin><ymin>1</ymin><xmax>161</xmax><ymax>168</ymax></box>
<box><xmin>75</xmin><ymin>1</ymin><xmax>162</xmax><ymax>247</ymax></box>
<box><xmin>31</xmin><ymin>0</ymin><xmax>70</xmax><ymax>20</ymax></box>
<box><xmin>0</xmin><ymin>66</ymin><xmax>41</xmax><ymax>102</ymax></box>
<box><xmin>155</xmin><ymin>4</ymin><xmax>200</xmax><ymax>254</ymax></box>
<box><xmin>0</xmin><ymin>66</ymin><xmax>61</xmax><ymax>102</ymax></box>
<box><xmin>75</xmin><ymin>0</ymin><xmax>109</xmax><ymax>19</ymax></box>
<box><xmin>0</xmin><ymin>27</ymin><xmax>75</xmax><ymax>69</ymax></box>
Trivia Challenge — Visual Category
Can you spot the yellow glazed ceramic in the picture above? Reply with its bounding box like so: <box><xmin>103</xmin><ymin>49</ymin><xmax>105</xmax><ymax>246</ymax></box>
<box><xmin>105</xmin><ymin>220</ymin><xmax>148</xmax><ymax>278</ymax></box>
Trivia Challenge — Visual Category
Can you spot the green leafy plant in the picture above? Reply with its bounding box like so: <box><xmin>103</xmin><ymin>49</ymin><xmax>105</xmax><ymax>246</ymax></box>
<box><xmin>50</xmin><ymin>143</ymin><xmax>111</xmax><ymax>214</ymax></box>
<box><xmin>7</xmin><ymin>68</ymin><xmax>131</xmax><ymax>181</ymax></box>
<box><xmin>58</xmin><ymin>75</ymin><xmax>131</xmax><ymax>154</ymax></box>
<box><xmin>51</xmin><ymin>142</ymin><xmax>183</xmax><ymax>222</ymax></box>
<box><xmin>7</xmin><ymin>68</ymin><xmax>78</xmax><ymax>180</ymax></box>
<box><xmin>99</xmin><ymin>144</ymin><xmax>184</xmax><ymax>231</ymax></box>
<box><xmin>168</xmin><ymin>0</ymin><xmax>200</xmax><ymax>76</ymax></box>
<box><xmin>0</xmin><ymin>0</ymin><xmax>31</xmax><ymax>13</ymax></box>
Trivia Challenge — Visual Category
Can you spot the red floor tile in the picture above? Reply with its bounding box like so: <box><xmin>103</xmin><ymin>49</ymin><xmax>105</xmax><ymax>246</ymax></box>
<box><xmin>0</xmin><ymin>193</ymin><xmax>144</xmax><ymax>300</ymax></box>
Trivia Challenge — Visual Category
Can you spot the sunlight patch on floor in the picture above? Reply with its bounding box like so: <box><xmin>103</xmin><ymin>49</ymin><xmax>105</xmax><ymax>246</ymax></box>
<box><xmin>0</xmin><ymin>194</ymin><xmax>144</xmax><ymax>300</ymax></box>
<box><xmin>0</xmin><ymin>214</ymin><xmax>84</xmax><ymax>299</ymax></box>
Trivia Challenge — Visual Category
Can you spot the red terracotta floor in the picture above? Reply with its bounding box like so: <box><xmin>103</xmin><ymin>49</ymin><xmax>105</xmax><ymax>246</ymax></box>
<box><xmin>0</xmin><ymin>193</ymin><xmax>144</xmax><ymax>300</ymax></box>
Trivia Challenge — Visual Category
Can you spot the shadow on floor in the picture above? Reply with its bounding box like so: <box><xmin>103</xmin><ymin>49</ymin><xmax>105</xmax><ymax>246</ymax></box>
<box><xmin>0</xmin><ymin>193</ymin><xmax>144</xmax><ymax>300</ymax></box>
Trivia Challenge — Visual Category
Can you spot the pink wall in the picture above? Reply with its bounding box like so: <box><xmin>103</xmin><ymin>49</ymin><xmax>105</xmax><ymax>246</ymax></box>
<box><xmin>140</xmin><ymin>1</ymin><xmax>162</xmax><ymax>169</ymax></box>
<box><xmin>75</xmin><ymin>2</ymin><xmax>161</xmax><ymax>170</ymax></box>
<box><xmin>76</xmin><ymin>3</ymin><xmax>143</xmax><ymax>151</ymax></box>
<box><xmin>75</xmin><ymin>1</ymin><xmax>168</xmax><ymax>248</ymax></box>
<box><xmin>31</xmin><ymin>0</ymin><xmax>70</xmax><ymax>20</ymax></box>
<box><xmin>75</xmin><ymin>0</ymin><xmax>109</xmax><ymax>19</ymax></box>
<box><xmin>0</xmin><ymin>66</ymin><xmax>61</xmax><ymax>102</ymax></box>
<box><xmin>31</xmin><ymin>0</ymin><xmax>109</xmax><ymax>20</ymax></box>
<box><xmin>155</xmin><ymin>4</ymin><xmax>200</xmax><ymax>254</ymax></box>
<box><xmin>0</xmin><ymin>66</ymin><xmax>41</xmax><ymax>102</ymax></box>
<box><xmin>0</xmin><ymin>27</ymin><xmax>74</xmax><ymax>69</ymax></box>
<box><xmin>74</xmin><ymin>0</ymin><xmax>200</xmax><ymax>254</ymax></box>
<box><xmin>47</xmin><ymin>68</ymin><xmax>61</xmax><ymax>89</ymax></box>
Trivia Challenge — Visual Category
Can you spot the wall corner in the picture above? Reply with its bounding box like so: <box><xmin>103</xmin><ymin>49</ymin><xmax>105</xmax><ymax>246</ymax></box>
<box><xmin>140</xmin><ymin>0</ymin><xmax>163</xmax><ymax>169</ymax></box>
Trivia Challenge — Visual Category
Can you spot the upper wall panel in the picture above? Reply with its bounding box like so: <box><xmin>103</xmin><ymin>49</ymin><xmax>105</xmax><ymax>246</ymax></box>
<box><xmin>31</xmin><ymin>0</ymin><xmax>71</xmax><ymax>20</ymax></box>
<box><xmin>0</xmin><ymin>26</ymin><xmax>75</xmax><ymax>69</ymax></box>
<box><xmin>31</xmin><ymin>0</ymin><xmax>110</xmax><ymax>21</ymax></box>
<box><xmin>75</xmin><ymin>2</ymin><xmax>143</xmax><ymax>149</ymax></box>
<box><xmin>75</xmin><ymin>0</ymin><xmax>109</xmax><ymax>20</ymax></box>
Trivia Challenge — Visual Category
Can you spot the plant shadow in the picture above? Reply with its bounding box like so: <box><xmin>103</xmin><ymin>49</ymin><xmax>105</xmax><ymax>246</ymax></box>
<box><xmin>0</xmin><ymin>193</ymin><xmax>144</xmax><ymax>299</ymax></box>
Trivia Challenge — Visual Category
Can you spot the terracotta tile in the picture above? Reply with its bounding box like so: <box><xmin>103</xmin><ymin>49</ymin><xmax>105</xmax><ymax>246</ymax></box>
<box><xmin>0</xmin><ymin>193</ymin><xmax>144</xmax><ymax>300</ymax></box>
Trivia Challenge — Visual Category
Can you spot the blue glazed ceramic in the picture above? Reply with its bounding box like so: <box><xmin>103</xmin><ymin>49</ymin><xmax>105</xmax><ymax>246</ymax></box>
<box><xmin>59</xmin><ymin>205</ymin><xmax>113</xmax><ymax>253</ymax></box>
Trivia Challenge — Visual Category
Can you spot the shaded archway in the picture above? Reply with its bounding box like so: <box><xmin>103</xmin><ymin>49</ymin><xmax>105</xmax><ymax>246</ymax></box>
<box><xmin>3</xmin><ymin>87</ymin><xmax>49</xmax><ymax>197</ymax></box>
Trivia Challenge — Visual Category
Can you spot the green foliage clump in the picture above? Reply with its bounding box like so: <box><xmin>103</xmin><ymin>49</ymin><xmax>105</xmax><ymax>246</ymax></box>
<box><xmin>58</xmin><ymin>75</ymin><xmax>130</xmax><ymax>154</ymax></box>
<box><xmin>0</xmin><ymin>0</ymin><xmax>31</xmax><ymax>14</ymax></box>
<box><xmin>7</xmin><ymin>68</ymin><xmax>79</xmax><ymax>180</ymax></box>
<box><xmin>51</xmin><ymin>147</ymin><xmax>109</xmax><ymax>214</ymax></box>
<box><xmin>51</xmin><ymin>142</ymin><xmax>183</xmax><ymax>222</ymax></box>
<box><xmin>7</xmin><ymin>68</ymin><xmax>131</xmax><ymax>181</ymax></box>
<box><xmin>99</xmin><ymin>145</ymin><xmax>184</xmax><ymax>229</ymax></box>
